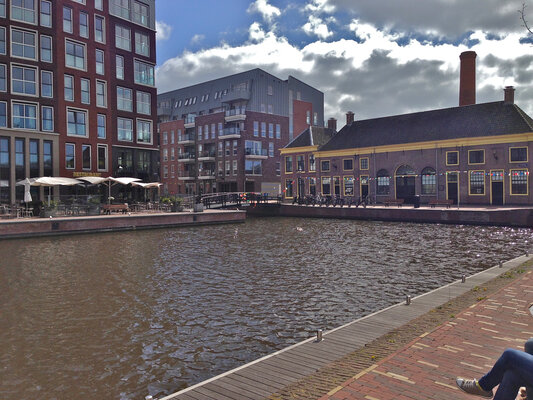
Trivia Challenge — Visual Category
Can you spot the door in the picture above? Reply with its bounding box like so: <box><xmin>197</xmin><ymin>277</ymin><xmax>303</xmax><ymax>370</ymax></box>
<box><xmin>360</xmin><ymin>175</ymin><xmax>369</xmax><ymax>199</ymax></box>
<box><xmin>446</xmin><ymin>172</ymin><xmax>458</xmax><ymax>205</ymax></box>
<box><xmin>395</xmin><ymin>165</ymin><xmax>416</xmax><ymax>202</ymax></box>
<box><xmin>297</xmin><ymin>177</ymin><xmax>305</xmax><ymax>198</ymax></box>
<box><xmin>491</xmin><ymin>170</ymin><xmax>504</xmax><ymax>205</ymax></box>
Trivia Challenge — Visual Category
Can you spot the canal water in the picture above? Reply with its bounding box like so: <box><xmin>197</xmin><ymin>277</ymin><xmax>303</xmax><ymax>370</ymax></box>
<box><xmin>1</xmin><ymin>217</ymin><xmax>531</xmax><ymax>399</ymax></box>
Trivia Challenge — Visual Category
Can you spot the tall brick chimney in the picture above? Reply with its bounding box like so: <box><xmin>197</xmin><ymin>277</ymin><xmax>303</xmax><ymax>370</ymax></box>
<box><xmin>346</xmin><ymin>111</ymin><xmax>354</xmax><ymax>125</ymax></box>
<box><xmin>327</xmin><ymin>118</ymin><xmax>337</xmax><ymax>131</ymax></box>
<box><xmin>459</xmin><ymin>51</ymin><xmax>477</xmax><ymax>106</ymax></box>
<box><xmin>504</xmin><ymin>86</ymin><xmax>515</xmax><ymax>105</ymax></box>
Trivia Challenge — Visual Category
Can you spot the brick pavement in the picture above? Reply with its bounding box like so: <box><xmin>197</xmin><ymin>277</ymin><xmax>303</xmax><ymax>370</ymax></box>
<box><xmin>319</xmin><ymin>271</ymin><xmax>533</xmax><ymax>400</ymax></box>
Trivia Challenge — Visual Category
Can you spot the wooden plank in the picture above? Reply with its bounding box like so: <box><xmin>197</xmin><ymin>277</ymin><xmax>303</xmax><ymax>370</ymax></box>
<box><xmin>192</xmin><ymin>386</ymin><xmax>237</xmax><ymax>400</ymax></box>
<box><xmin>227</xmin><ymin>372</ymin><xmax>280</xmax><ymax>394</ymax></box>
<box><xmin>258</xmin><ymin>357</ymin><xmax>315</xmax><ymax>378</ymax></box>
<box><xmin>206</xmin><ymin>379</ymin><xmax>265</xmax><ymax>400</ymax></box>
<box><xmin>222</xmin><ymin>376</ymin><xmax>276</xmax><ymax>398</ymax></box>
<box><xmin>235</xmin><ymin>366</ymin><xmax>295</xmax><ymax>387</ymax></box>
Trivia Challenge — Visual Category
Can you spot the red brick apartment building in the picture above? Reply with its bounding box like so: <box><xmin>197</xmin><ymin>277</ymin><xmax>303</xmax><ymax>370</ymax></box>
<box><xmin>282</xmin><ymin>52</ymin><xmax>533</xmax><ymax>206</ymax></box>
<box><xmin>157</xmin><ymin>69</ymin><xmax>324</xmax><ymax>196</ymax></box>
<box><xmin>0</xmin><ymin>0</ymin><xmax>158</xmax><ymax>203</ymax></box>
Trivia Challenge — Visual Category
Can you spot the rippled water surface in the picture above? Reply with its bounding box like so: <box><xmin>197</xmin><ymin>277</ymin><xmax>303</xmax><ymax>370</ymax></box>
<box><xmin>1</xmin><ymin>217</ymin><xmax>532</xmax><ymax>399</ymax></box>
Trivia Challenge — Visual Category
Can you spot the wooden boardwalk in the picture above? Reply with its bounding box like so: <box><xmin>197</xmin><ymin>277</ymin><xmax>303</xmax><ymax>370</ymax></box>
<box><xmin>159</xmin><ymin>255</ymin><xmax>531</xmax><ymax>400</ymax></box>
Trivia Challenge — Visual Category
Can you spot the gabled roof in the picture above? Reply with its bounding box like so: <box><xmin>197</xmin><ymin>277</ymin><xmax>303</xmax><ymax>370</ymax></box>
<box><xmin>319</xmin><ymin>102</ymin><xmax>533</xmax><ymax>152</ymax></box>
<box><xmin>285</xmin><ymin>126</ymin><xmax>336</xmax><ymax>149</ymax></box>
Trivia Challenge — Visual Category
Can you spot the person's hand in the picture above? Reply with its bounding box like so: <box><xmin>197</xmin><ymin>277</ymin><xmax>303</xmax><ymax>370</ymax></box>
<box><xmin>519</xmin><ymin>387</ymin><xmax>527</xmax><ymax>399</ymax></box>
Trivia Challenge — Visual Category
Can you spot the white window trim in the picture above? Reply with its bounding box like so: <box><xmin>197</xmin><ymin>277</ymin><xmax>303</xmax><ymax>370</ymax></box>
<box><xmin>97</xmin><ymin>144</ymin><xmax>108</xmax><ymax>172</ymax></box>
<box><xmin>66</xmin><ymin>107</ymin><xmax>89</xmax><ymax>138</ymax></box>
<box><xmin>136</xmin><ymin>90</ymin><xmax>151</xmax><ymax>115</ymax></box>
<box><xmin>0</xmin><ymin>100</ymin><xmax>7</xmax><ymax>128</ymax></box>
<box><xmin>41</xmin><ymin>105</ymin><xmax>53</xmax><ymax>132</ymax></box>
<box><xmin>63</xmin><ymin>5</ymin><xmax>73</xmax><ymax>33</ymax></box>
<box><xmin>10</xmin><ymin>26</ymin><xmax>38</xmax><ymax>61</ymax></box>
<box><xmin>82</xmin><ymin>144</ymin><xmax>91</xmax><ymax>170</ymax></box>
<box><xmin>10</xmin><ymin>63</ymin><xmax>39</xmax><ymax>97</ymax></box>
<box><xmin>94</xmin><ymin>14</ymin><xmax>106</xmax><ymax>44</ymax></box>
<box><xmin>40</xmin><ymin>70</ymin><xmax>53</xmax><ymax>98</ymax></box>
<box><xmin>97</xmin><ymin>113</ymin><xmax>106</xmax><ymax>139</ymax></box>
<box><xmin>96</xmin><ymin>79</ymin><xmax>107</xmax><ymax>108</ymax></box>
<box><xmin>133</xmin><ymin>58</ymin><xmax>155</xmax><ymax>87</ymax></box>
<box><xmin>64</xmin><ymin>38</ymin><xmax>87</xmax><ymax>72</ymax></box>
<box><xmin>95</xmin><ymin>49</ymin><xmax>105</xmax><ymax>75</ymax></box>
<box><xmin>136</xmin><ymin>118</ymin><xmax>153</xmax><ymax>145</ymax></box>
<box><xmin>116</xmin><ymin>54</ymin><xmax>124</xmax><ymax>80</ymax></box>
<box><xmin>117</xmin><ymin>86</ymin><xmax>133</xmax><ymax>111</ymax></box>
<box><xmin>79</xmin><ymin>11</ymin><xmax>89</xmax><ymax>38</ymax></box>
<box><xmin>39</xmin><ymin>0</ymin><xmax>52</xmax><ymax>28</ymax></box>
<box><xmin>64</xmin><ymin>74</ymin><xmax>74</xmax><ymax>102</ymax></box>
<box><xmin>65</xmin><ymin>143</ymin><xmax>75</xmax><ymax>170</ymax></box>
<box><xmin>80</xmin><ymin>78</ymin><xmax>90</xmax><ymax>104</ymax></box>
<box><xmin>11</xmin><ymin>99</ymin><xmax>39</xmax><ymax>131</ymax></box>
<box><xmin>117</xmin><ymin>117</ymin><xmax>134</xmax><ymax>142</ymax></box>
<box><xmin>0</xmin><ymin>63</ymin><xmax>7</xmax><ymax>93</ymax></box>
<box><xmin>10</xmin><ymin>0</ymin><xmax>37</xmax><ymax>25</ymax></box>
<box><xmin>0</xmin><ymin>26</ymin><xmax>5</xmax><ymax>55</ymax></box>
<box><xmin>39</xmin><ymin>34</ymin><xmax>52</xmax><ymax>63</ymax></box>
<box><xmin>115</xmin><ymin>24</ymin><xmax>131</xmax><ymax>51</ymax></box>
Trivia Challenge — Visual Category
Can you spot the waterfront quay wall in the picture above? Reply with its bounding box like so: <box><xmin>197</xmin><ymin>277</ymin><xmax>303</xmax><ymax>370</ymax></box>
<box><xmin>247</xmin><ymin>204</ymin><xmax>533</xmax><ymax>227</ymax></box>
<box><xmin>0</xmin><ymin>210</ymin><xmax>245</xmax><ymax>240</ymax></box>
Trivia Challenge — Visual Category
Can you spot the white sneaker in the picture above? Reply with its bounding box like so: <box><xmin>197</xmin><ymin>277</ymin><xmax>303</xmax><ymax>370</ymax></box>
<box><xmin>456</xmin><ymin>378</ymin><xmax>493</xmax><ymax>398</ymax></box>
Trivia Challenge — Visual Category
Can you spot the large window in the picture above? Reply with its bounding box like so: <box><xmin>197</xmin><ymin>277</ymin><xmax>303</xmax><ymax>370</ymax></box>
<box><xmin>96</xmin><ymin>80</ymin><xmax>106</xmax><ymax>107</ymax></box>
<box><xmin>117</xmin><ymin>86</ymin><xmax>132</xmax><ymax>111</ymax></box>
<box><xmin>0</xmin><ymin>0</ymin><xmax>4</xmax><ymax>18</ymax></box>
<box><xmin>40</xmin><ymin>35</ymin><xmax>52</xmax><ymax>62</ymax></box>
<box><xmin>360</xmin><ymin>157</ymin><xmax>369</xmax><ymax>170</ymax></box>
<box><xmin>0</xmin><ymin>27</ymin><xmax>5</xmax><ymax>54</ymax></box>
<box><xmin>63</xmin><ymin>6</ymin><xmax>72</xmax><ymax>33</ymax></box>
<box><xmin>117</xmin><ymin>117</ymin><xmax>133</xmax><ymax>141</ymax></box>
<box><xmin>29</xmin><ymin>139</ymin><xmax>38</xmax><ymax>177</ymax></box>
<box><xmin>343</xmin><ymin>176</ymin><xmax>354</xmax><ymax>196</ymax></box>
<box><xmin>65</xmin><ymin>40</ymin><xmax>86</xmax><ymax>70</ymax></box>
<box><xmin>510</xmin><ymin>147</ymin><xmax>528</xmax><ymax>163</ymax></box>
<box><xmin>41</xmin><ymin>71</ymin><xmax>52</xmax><ymax>97</ymax></box>
<box><xmin>309</xmin><ymin>177</ymin><xmax>316</xmax><ymax>195</ymax></box>
<box><xmin>469</xmin><ymin>170</ymin><xmax>485</xmax><ymax>195</ymax></box>
<box><xmin>376</xmin><ymin>169</ymin><xmax>390</xmax><ymax>195</ymax></box>
<box><xmin>285</xmin><ymin>156</ymin><xmax>293</xmax><ymax>173</ymax></box>
<box><xmin>67</xmin><ymin>108</ymin><xmax>87</xmax><ymax>136</ymax></box>
<box><xmin>82</xmin><ymin>144</ymin><xmax>91</xmax><ymax>170</ymax></box>
<box><xmin>511</xmin><ymin>169</ymin><xmax>528</xmax><ymax>195</ymax></box>
<box><xmin>253</xmin><ymin>121</ymin><xmax>259</xmax><ymax>137</ymax></box>
<box><xmin>41</xmin><ymin>105</ymin><xmax>53</xmax><ymax>131</ymax></box>
<box><xmin>97</xmin><ymin>144</ymin><xmax>107</xmax><ymax>171</ymax></box>
<box><xmin>0</xmin><ymin>64</ymin><xmax>5</xmax><ymax>91</ymax></box>
<box><xmin>11</xmin><ymin>29</ymin><xmax>36</xmax><ymax>59</ymax></box>
<box><xmin>297</xmin><ymin>155</ymin><xmax>305</xmax><ymax>171</ymax></box>
<box><xmin>112</xmin><ymin>0</ymin><xmax>130</xmax><ymax>19</ymax></box>
<box><xmin>116</xmin><ymin>55</ymin><xmax>124</xmax><ymax>79</ymax></box>
<box><xmin>80</xmin><ymin>78</ymin><xmax>90</xmax><ymax>104</ymax></box>
<box><xmin>97</xmin><ymin>114</ymin><xmax>106</xmax><ymax>138</ymax></box>
<box><xmin>40</xmin><ymin>1</ymin><xmax>51</xmax><ymax>27</ymax></box>
<box><xmin>333</xmin><ymin>176</ymin><xmax>341</xmax><ymax>195</ymax></box>
<box><xmin>321</xmin><ymin>160</ymin><xmax>330</xmax><ymax>172</ymax></box>
<box><xmin>95</xmin><ymin>49</ymin><xmax>104</xmax><ymax>75</ymax></box>
<box><xmin>136</xmin><ymin>91</ymin><xmax>151</xmax><ymax>115</ymax></box>
<box><xmin>11</xmin><ymin>65</ymin><xmax>37</xmax><ymax>95</ymax></box>
<box><xmin>79</xmin><ymin>11</ymin><xmax>89</xmax><ymax>38</ymax></box>
<box><xmin>268</xmin><ymin>123</ymin><xmax>274</xmax><ymax>138</ymax></box>
<box><xmin>0</xmin><ymin>137</ymin><xmax>9</xmax><ymax>203</ymax></box>
<box><xmin>421</xmin><ymin>167</ymin><xmax>436</xmax><ymax>195</ymax></box>
<box><xmin>137</xmin><ymin>119</ymin><xmax>151</xmax><ymax>143</ymax></box>
<box><xmin>261</xmin><ymin>122</ymin><xmax>266</xmax><ymax>137</ymax></box>
<box><xmin>245</xmin><ymin>160</ymin><xmax>262</xmax><ymax>175</ymax></box>
<box><xmin>12</xmin><ymin>0</ymin><xmax>36</xmax><ymax>24</ymax></box>
<box><xmin>321</xmin><ymin>176</ymin><xmax>331</xmax><ymax>195</ymax></box>
<box><xmin>133</xmin><ymin>1</ymin><xmax>149</xmax><ymax>26</ymax></box>
<box><xmin>134</xmin><ymin>60</ymin><xmax>154</xmax><ymax>86</ymax></box>
<box><xmin>12</xmin><ymin>102</ymin><xmax>37</xmax><ymax>129</ymax></box>
<box><xmin>135</xmin><ymin>32</ymin><xmax>149</xmax><ymax>56</ymax></box>
<box><xmin>43</xmin><ymin>140</ymin><xmax>52</xmax><ymax>176</ymax></box>
<box><xmin>115</xmin><ymin>25</ymin><xmax>131</xmax><ymax>50</ymax></box>
<box><xmin>65</xmin><ymin>143</ymin><xmax>75</xmax><ymax>169</ymax></box>
<box><xmin>64</xmin><ymin>75</ymin><xmax>74</xmax><ymax>101</ymax></box>
<box><xmin>0</xmin><ymin>102</ymin><xmax>6</xmax><ymax>127</ymax></box>
<box><xmin>309</xmin><ymin>155</ymin><xmax>316</xmax><ymax>171</ymax></box>
<box><xmin>285</xmin><ymin>179</ymin><xmax>293</xmax><ymax>198</ymax></box>
<box><xmin>95</xmin><ymin>16</ymin><xmax>105</xmax><ymax>43</ymax></box>
<box><xmin>343</xmin><ymin>159</ymin><xmax>353</xmax><ymax>171</ymax></box>
<box><xmin>468</xmin><ymin>149</ymin><xmax>485</xmax><ymax>165</ymax></box>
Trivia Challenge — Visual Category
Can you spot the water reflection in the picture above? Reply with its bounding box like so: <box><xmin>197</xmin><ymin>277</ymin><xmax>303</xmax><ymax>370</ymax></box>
<box><xmin>0</xmin><ymin>218</ymin><xmax>531</xmax><ymax>399</ymax></box>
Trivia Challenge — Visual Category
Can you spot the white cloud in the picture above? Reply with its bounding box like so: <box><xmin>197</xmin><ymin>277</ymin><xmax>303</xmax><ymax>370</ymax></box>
<box><xmin>156</xmin><ymin>16</ymin><xmax>533</xmax><ymax>126</ymax></box>
<box><xmin>191</xmin><ymin>34</ymin><xmax>205</xmax><ymax>45</ymax></box>
<box><xmin>156</xmin><ymin>21</ymin><xmax>172</xmax><ymax>41</ymax></box>
<box><xmin>247</xmin><ymin>0</ymin><xmax>281</xmax><ymax>24</ymax></box>
<box><xmin>303</xmin><ymin>15</ymin><xmax>333</xmax><ymax>39</ymax></box>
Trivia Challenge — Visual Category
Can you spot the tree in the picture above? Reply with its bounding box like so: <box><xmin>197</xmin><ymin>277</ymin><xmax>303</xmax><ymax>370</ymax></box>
<box><xmin>520</xmin><ymin>3</ymin><xmax>533</xmax><ymax>36</ymax></box>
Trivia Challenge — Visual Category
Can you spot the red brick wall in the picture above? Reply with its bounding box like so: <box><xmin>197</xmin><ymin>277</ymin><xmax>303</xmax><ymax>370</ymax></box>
<box><xmin>293</xmin><ymin>100</ymin><xmax>312</xmax><ymax>137</ymax></box>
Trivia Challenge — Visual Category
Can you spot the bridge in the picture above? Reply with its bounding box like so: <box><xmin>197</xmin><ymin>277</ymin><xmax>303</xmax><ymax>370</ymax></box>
<box><xmin>199</xmin><ymin>192</ymin><xmax>282</xmax><ymax>209</ymax></box>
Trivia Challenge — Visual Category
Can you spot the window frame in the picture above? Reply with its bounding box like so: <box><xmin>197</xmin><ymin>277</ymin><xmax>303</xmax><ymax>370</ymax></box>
<box><xmin>446</xmin><ymin>150</ymin><xmax>459</xmax><ymax>166</ymax></box>
<box><xmin>0</xmin><ymin>101</ymin><xmax>7</xmax><ymax>127</ymax></box>
<box><xmin>116</xmin><ymin>55</ymin><xmax>124</xmax><ymax>80</ymax></box>
<box><xmin>97</xmin><ymin>113</ymin><xmax>106</xmax><ymax>139</ymax></box>
<box><xmin>40</xmin><ymin>0</ymin><xmax>52</xmax><ymax>27</ymax></box>
<box><xmin>96</xmin><ymin>79</ymin><xmax>107</xmax><ymax>108</ymax></box>
<box><xmin>133</xmin><ymin>59</ymin><xmax>155</xmax><ymax>86</ymax></box>
<box><xmin>64</xmin><ymin>74</ymin><xmax>74</xmax><ymax>102</ymax></box>
<box><xmin>94</xmin><ymin>15</ymin><xmax>106</xmax><ymax>44</ymax></box>
<box><xmin>97</xmin><ymin>144</ymin><xmax>108</xmax><ymax>171</ymax></box>
<box><xmin>80</xmin><ymin>78</ymin><xmax>90</xmax><ymax>104</ymax></box>
<box><xmin>65</xmin><ymin>39</ymin><xmax>87</xmax><ymax>71</ymax></box>
<box><xmin>40</xmin><ymin>34</ymin><xmax>52</xmax><ymax>62</ymax></box>
<box><xmin>11</xmin><ymin>64</ymin><xmax>38</xmax><ymax>96</ymax></box>
<box><xmin>79</xmin><ymin>11</ymin><xmax>89</xmax><ymax>38</ymax></box>
<box><xmin>285</xmin><ymin>155</ymin><xmax>293</xmax><ymax>173</ymax></box>
<box><xmin>359</xmin><ymin>157</ymin><xmax>369</xmax><ymax>170</ymax></box>
<box><xmin>136</xmin><ymin>118</ymin><xmax>152</xmax><ymax>144</ymax></box>
<box><xmin>63</xmin><ymin>6</ymin><xmax>73</xmax><ymax>33</ymax></box>
<box><xmin>10</xmin><ymin>27</ymin><xmax>37</xmax><ymax>61</ymax></box>
<box><xmin>82</xmin><ymin>144</ymin><xmax>91</xmax><ymax>170</ymax></box>
<box><xmin>66</xmin><ymin>107</ymin><xmax>88</xmax><ymax>137</ymax></box>
<box><xmin>11</xmin><ymin>0</ymin><xmax>36</xmax><ymax>24</ymax></box>
<box><xmin>65</xmin><ymin>143</ymin><xmax>75</xmax><ymax>170</ymax></box>
<box><xmin>11</xmin><ymin>100</ymin><xmax>38</xmax><ymax>130</ymax></box>
<box><xmin>117</xmin><ymin>86</ymin><xmax>133</xmax><ymax>111</ymax></box>
<box><xmin>509</xmin><ymin>146</ymin><xmax>528</xmax><ymax>163</ymax></box>
<box><xmin>117</xmin><ymin>117</ymin><xmax>133</xmax><ymax>142</ymax></box>
<box><xmin>468</xmin><ymin>149</ymin><xmax>485</xmax><ymax>165</ymax></box>
<box><xmin>510</xmin><ymin>168</ymin><xmax>529</xmax><ymax>196</ymax></box>
<box><xmin>115</xmin><ymin>25</ymin><xmax>131</xmax><ymax>51</ymax></box>
<box><xmin>468</xmin><ymin>170</ymin><xmax>486</xmax><ymax>196</ymax></box>
<box><xmin>95</xmin><ymin>49</ymin><xmax>105</xmax><ymax>75</ymax></box>
<box><xmin>321</xmin><ymin>159</ymin><xmax>330</xmax><ymax>172</ymax></box>
<box><xmin>40</xmin><ymin>70</ymin><xmax>53</xmax><ymax>98</ymax></box>
<box><xmin>343</xmin><ymin>158</ymin><xmax>353</xmax><ymax>171</ymax></box>
<box><xmin>136</xmin><ymin>91</ymin><xmax>151</xmax><ymax>115</ymax></box>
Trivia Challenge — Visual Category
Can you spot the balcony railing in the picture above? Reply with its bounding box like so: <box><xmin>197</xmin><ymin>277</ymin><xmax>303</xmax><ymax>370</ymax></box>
<box><xmin>178</xmin><ymin>134</ymin><xmax>195</xmax><ymax>143</ymax></box>
<box><xmin>245</xmin><ymin>148</ymin><xmax>268</xmax><ymax>157</ymax></box>
<box><xmin>220</xmin><ymin>127</ymin><xmax>243</xmax><ymax>137</ymax></box>
<box><xmin>185</xmin><ymin>115</ymin><xmax>196</xmax><ymax>124</ymax></box>
<box><xmin>178</xmin><ymin>153</ymin><xmax>196</xmax><ymax>160</ymax></box>
<box><xmin>225</xmin><ymin>107</ymin><xmax>246</xmax><ymax>117</ymax></box>
<box><xmin>198</xmin><ymin>150</ymin><xmax>216</xmax><ymax>158</ymax></box>
<box><xmin>198</xmin><ymin>170</ymin><xmax>216</xmax><ymax>177</ymax></box>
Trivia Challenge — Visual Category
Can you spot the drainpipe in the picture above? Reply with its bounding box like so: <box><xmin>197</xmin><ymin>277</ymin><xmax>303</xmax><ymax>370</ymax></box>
<box><xmin>435</xmin><ymin>146</ymin><xmax>438</xmax><ymax>201</ymax></box>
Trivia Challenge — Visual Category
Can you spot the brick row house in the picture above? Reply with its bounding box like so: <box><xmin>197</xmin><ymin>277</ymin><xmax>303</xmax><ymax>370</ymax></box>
<box><xmin>282</xmin><ymin>52</ymin><xmax>533</xmax><ymax>206</ymax></box>
<box><xmin>0</xmin><ymin>0</ymin><xmax>158</xmax><ymax>204</ymax></box>
<box><xmin>157</xmin><ymin>69</ymin><xmax>324</xmax><ymax>196</ymax></box>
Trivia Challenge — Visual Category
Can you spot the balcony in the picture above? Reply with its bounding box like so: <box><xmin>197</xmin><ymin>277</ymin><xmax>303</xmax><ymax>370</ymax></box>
<box><xmin>178</xmin><ymin>134</ymin><xmax>195</xmax><ymax>145</ymax></box>
<box><xmin>198</xmin><ymin>170</ymin><xmax>216</xmax><ymax>180</ymax></box>
<box><xmin>178</xmin><ymin>171</ymin><xmax>196</xmax><ymax>181</ymax></box>
<box><xmin>198</xmin><ymin>150</ymin><xmax>216</xmax><ymax>162</ymax></box>
<box><xmin>157</xmin><ymin>105</ymin><xmax>171</xmax><ymax>117</ymax></box>
<box><xmin>184</xmin><ymin>115</ymin><xmax>196</xmax><ymax>128</ymax></box>
<box><xmin>220</xmin><ymin>127</ymin><xmax>243</xmax><ymax>139</ymax></box>
<box><xmin>223</xmin><ymin>88</ymin><xmax>251</xmax><ymax>103</ymax></box>
<box><xmin>178</xmin><ymin>153</ymin><xmax>196</xmax><ymax>163</ymax></box>
<box><xmin>225</xmin><ymin>107</ymin><xmax>247</xmax><ymax>122</ymax></box>
<box><xmin>245</xmin><ymin>147</ymin><xmax>268</xmax><ymax>159</ymax></box>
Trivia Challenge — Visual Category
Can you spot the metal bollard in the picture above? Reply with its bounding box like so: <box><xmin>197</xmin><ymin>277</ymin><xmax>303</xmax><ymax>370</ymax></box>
<box><xmin>461</xmin><ymin>274</ymin><xmax>466</xmax><ymax>283</ymax></box>
<box><xmin>527</xmin><ymin>250</ymin><xmax>530</xmax><ymax>257</ymax></box>
<box><xmin>316</xmin><ymin>329</ymin><xmax>323</xmax><ymax>342</ymax></box>
<box><xmin>499</xmin><ymin>261</ymin><xmax>503</xmax><ymax>268</ymax></box>
<box><xmin>405</xmin><ymin>295</ymin><xmax>411</xmax><ymax>305</ymax></box>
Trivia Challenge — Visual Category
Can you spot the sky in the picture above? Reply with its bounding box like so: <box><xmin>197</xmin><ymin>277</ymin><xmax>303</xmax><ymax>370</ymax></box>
<box><xmin>154</xmin><ymin>0</ymin><xmax>533</xmax><ymax>125</ymax></box>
